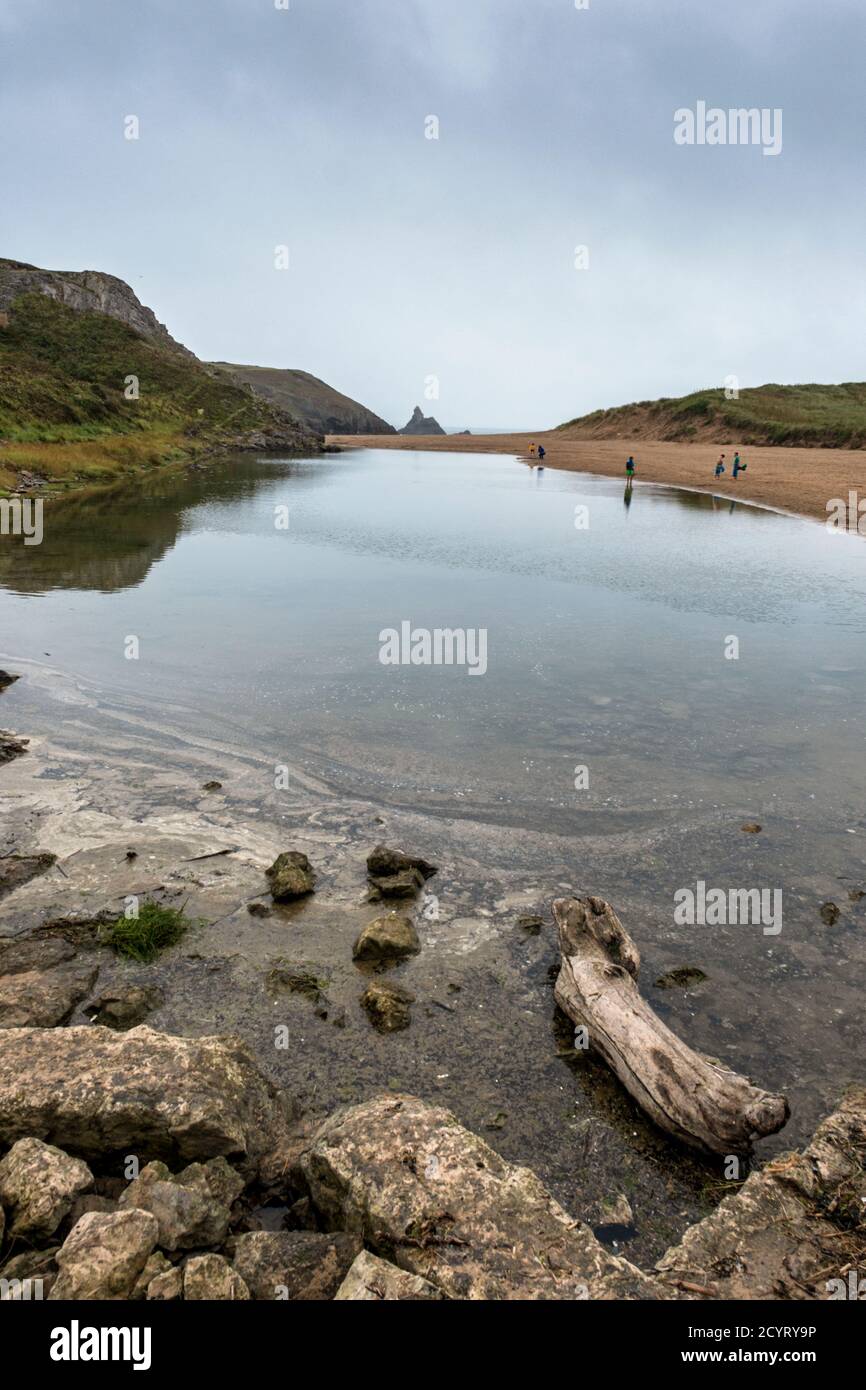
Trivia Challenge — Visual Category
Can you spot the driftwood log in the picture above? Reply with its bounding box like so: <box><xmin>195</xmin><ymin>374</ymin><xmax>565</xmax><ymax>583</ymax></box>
<box><xmin>553</xmin><ymin>896</ymin><xmax>789</xmax><ymax>1155</ymax></box>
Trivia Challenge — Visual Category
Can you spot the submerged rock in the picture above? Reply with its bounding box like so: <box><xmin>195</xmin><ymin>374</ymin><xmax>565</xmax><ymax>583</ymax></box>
<box><xmin>266</xmin><ymin>851</ymin><xmax>317</xmax><ymax>901</ymax></box>
<box><xmin>0</xmin><ymin>1137</ymin><xmax>93</xmax><ymax>1240</ymax></box>
<box><xmin>49</xmin><ymin>1208</ymin><xmax>159</xmax><ymax>1300</ymax></box>
<box><xmin>301</xmin><ymin>1094</ymin><xmax>664</xmax><ymax>1300</ymax></box>
<box><xmin>0</xmin><ymin>670</ymin><xmax>20</xmax><ymax>693</ymax></box>
<box><xmin>266</xmin><ymin>962</ymin><xmax>330</xmax><ymax>1007</ymax></box>
<box><xmin>820</xmin><ymin>901</ymin><xmax>841</xmax><ymax>925</ymax></box>
<box><xmin>352</xmin><ymin>912</ymin><xmax>420</xmax><ymax>965</ymax></box>
<box><xmin>0</xmin><ymin>731</ymin><xmax>29</xmax><ymax>765</ymax></box>
<box><xmin>654</xmin><ymin>966</ymin><xmax>708</xmax><ymax>990</ymax></box>
<box><xmin>361</xmin><ymin>981</ymin><xmax>415</xmax><ymax>1032</ymax></box>
<box><xmin>335</xmin><ymin>1250</ymin><xmax>444</xmax><ymax>1301</ymax></box>
<box><xmin>0</xmin><ymin>1025</ymin><xmax>289</xmax><ymax>1172</ymax></box>
<box><xmin>230</xmin><ymin>1230</ymin><xmax>361</xmax><ymax>1300</ymax></box>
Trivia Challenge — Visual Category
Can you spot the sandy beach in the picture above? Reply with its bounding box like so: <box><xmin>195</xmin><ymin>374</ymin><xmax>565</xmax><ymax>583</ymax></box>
<box><xmin>329</xmin><ymin>432</ymin><xmax>866</xmax><ymax>527</ymax></box>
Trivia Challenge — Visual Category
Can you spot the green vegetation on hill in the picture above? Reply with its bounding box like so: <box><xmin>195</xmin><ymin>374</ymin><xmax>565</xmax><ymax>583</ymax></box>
<box><xmin>0</xmin><ymin>293</ymin><xmax>275</xmax><ymax>444</ymax></box>
<box><xmin>558</xmin><ymin>383</ymin><xmax>866</xmax><ymax>449</ymax></box>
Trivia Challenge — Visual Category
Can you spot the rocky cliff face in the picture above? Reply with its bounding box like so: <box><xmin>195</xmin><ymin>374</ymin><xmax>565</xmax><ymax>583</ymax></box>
<box><xmin>212</xmin><ymin>363</ymin><xmax>395</xmax><ymax>436</ymax></box>
<box><xmin>0</xmin><ymin>259</ymin><xmax>194</xmax><ymax>359</ymax></box>
<box><xmin>399</xmin><ymin>405</ymin><xmax>446</xmax><ymax>435</ymax></box>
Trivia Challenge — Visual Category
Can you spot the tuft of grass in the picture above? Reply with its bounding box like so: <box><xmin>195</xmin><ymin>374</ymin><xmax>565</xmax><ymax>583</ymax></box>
<box><xmin>98</xmin><ymin>901</ymin><xmax>194</xmax><ymax>962</ymax></box>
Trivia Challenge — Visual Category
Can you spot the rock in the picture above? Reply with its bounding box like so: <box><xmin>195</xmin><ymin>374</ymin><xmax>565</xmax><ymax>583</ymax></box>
<box><xmin>366</xmin><ymin>845</ymin><xmax>437</xmax><ymax>901</ymax></box>
<box><xmin>0</xmin><ymin>670</ymin><xmax>20</xmax><ymax>692</ymax></box>
<box><xmin>83</xmin><ymin>984</ymin><xmax>164</xmax><ymax>1030</ymax></box>
<box><xmin>657</xmin><ymin>1086</ymin><xmax>866</xmax><ymax>1299</ymax></box>
<box><xmin>63</xmin><ymin>1194</ymin><xmax>118</xmax><ymax>1234</ymax></box>
<box><xmin>266</xmin><ymin>962</ymin><xmax>330</xmax><ymax>1007</ymax></box>
<box><xmin>654</xmin><ymin>966</ymin><xmax>708</xmax><ymax>990</ymax></box>
<box><xmin>247</xmin><ymin>901</ymin><xmax>271</xmax><ymax>918</ymax></box>
<box><xmin>266</xmin><ymin>851</ymin><xmax>316</xmax><ymax>901</ymax></box>
<box><xmin>335</xmin><ymin>1250</ymin><xmax>444</xmax><ymax>1301</ymax></box>
<box><xmin>352</xmin><ymin>913</ymin><xmax>420</xmax><ymax>964</ymax></box>
<box><xmin>0</xmin><ymin>731</ymin><xmax>29</xmax><ymax>765</ymax></box>
<box><xmin>0</xmin><ymin>960</ymin><xmax>98</xmax><ymax>1028</ymax></box>
<box><xmin>593</xmin><ymin>1194</ymin><xmax>635</xmax><ymax>1241</ymax></box>
<box><xmin>0</xmin><ymin>1025</ymin><xmax>289</xmax><ymax>1172</ymax></box>
<box><xmin>0</xmin><ymin>1246</ymin><xmax>59</xmax><ymax>1299</ymax></box>
<box><xmin>0</xmin><ymin>852</ymin><xmax>55</xmax><ymax>898</ymax></box>
<box><xmin>184</xmin><ymin>1252</ymin><xmax>250</xmax><ymax>1300</ymax></box>
<box><xmin>130</xmin><ymin>1251</ymin><xmax>173</xmax><ymax>1300</ymax></box>
<box><xmin>147</xmin><ymin>1265</ymin><xmax>183</xmax><ymax>1300</ymax></box>
<box><xmin>301</xmin><ymin>1094</ymin><xmax>664</xmax><ymax>1300</ymax></box>
<box><xmin>230</xmin><ymin>1230</ymin><xmax>361</xmax><ymax>1300</ymax></box>
<box><xmin>0</xmin><ymin>1137</ymin><xmax>93</xmax><ymax>1240</ymax></box>
<box><xmin>820</xmin><ymin>901</ymin><xmax>841</xmax><ymax>925</ymax></box>
<box><xmin>398</xmin><ymin>405</ymin><xmax>446</xmax><ymax>436</ymax></box>
<box><xmin>741</xmin><ymin>822</ymin><xmax>762</xmax><ymax>833</ymax></box>
<box><xmin>361</xmin><ymin>981</ymin><xmax>414</xmax><ymax>1033</ymax></box>
<box><xmin>202</xmin><ymin>781</ymin><xmax>223</xmax><ymax>792</ymax></box>
<box><xmin>49</xmin><ymin>1208</ymin><xmax>159</xmax><ymax>1300</ymax></box>
<box><xmin>117</xmin><ymin>1157</ymin><xmax>237</xmax><ymax>1251</ymax></box>
<box><xmin>516</xmin><ymin>913</ymin><xmax>545</xmax><ymax>935</ymax></box>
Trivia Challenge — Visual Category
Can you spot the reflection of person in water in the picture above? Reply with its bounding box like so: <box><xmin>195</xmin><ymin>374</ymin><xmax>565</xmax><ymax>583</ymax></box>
<box><xmin>623</xmin><ymin>480</ymin><xmax>633</xmax><ymax>511</ymax></box>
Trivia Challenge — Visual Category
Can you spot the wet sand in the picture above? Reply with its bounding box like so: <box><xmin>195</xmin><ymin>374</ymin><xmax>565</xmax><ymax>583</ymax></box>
<box><xmin>329</xmin><ymin>432</ymin><xmax>866</xmax><ymax>526</ymax></box>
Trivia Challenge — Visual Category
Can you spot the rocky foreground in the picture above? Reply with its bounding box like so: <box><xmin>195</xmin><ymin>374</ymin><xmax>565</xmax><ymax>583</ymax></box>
<box><xmin>0</xmin><ymin>1017</ymin><xmax>863</xmax><ymax>1300</ymax></box>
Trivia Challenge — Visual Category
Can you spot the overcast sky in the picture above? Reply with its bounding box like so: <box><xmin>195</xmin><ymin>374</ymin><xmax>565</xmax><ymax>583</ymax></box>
<box><xmin>2</xmin><ymin>0</ymin><xmax>864</xmax><ymax>428</ymax></box>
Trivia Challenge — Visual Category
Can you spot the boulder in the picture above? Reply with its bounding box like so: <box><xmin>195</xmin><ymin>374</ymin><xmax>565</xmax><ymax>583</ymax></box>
<box><xmin>301</xmin><ymin>1094</ymin><xmax>664</xmax><ymax>1300</ymax></box>
<box><xmin>49</xmin><ymin>1208</ymin><xmax>159</xmax><ymax>1300</ymax></box>
<box><xmin>366</xmin><ymin>844</ymin><xmax>437</xmax><ymax>900</ymax></box>
<box><xmin>230</xmin><ymin>1230</ymin><xmax>361</xmax><ymax>1301</ymax></box>
<box><xmin>83</xmin><ymin>985</ymin><xmax>164</xmax><ymax>1030</ymax></box>
<box><xmin>118</xmin><ymin>1157</ymin><xmax>239</xmax><ymax>1251</ymax></box>
<box><xmin>0</xmin><ymin>1137</ymin><xmax>93</xmax><ymax>1240</ymax></box>
<box><xmin>0</xmin><ymin>1025</ymin><xmax>289</xmax><ymax>1172</ymax></box>
<box><xmin>335</xmin><ymin>1250</ymin><xmax>444</xmax><ymax>1301</ymax></box>
<box><xmin>352</xmin><ymin>913</ymin><xmax>420</xmax><ymax>965</ymax></box>
<box><xmin>361</xmin><ymin>981</ymin><xmax>414</xmax><ymax>1033</ymax></box>
<box><xmin>184</xmin><ymin>1253</ymin><xmax>250</xmax><ymax>1300</ymax></box>
<box><xmin>266</xmin><ymin>851</ymin><xmax>316</xmax><ymax>901</ymax></box>
<box><xmin>0</xmin><ymin>961</ymin><xmax>99</xmax><ymax>1028</ymax></box>
<box><xmin>130</xmin><ymin>1251</ymin><xmax>173</xmax><ymax>1300</ymax></box>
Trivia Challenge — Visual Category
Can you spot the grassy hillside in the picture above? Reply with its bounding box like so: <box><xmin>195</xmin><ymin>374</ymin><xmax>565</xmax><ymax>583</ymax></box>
<box><xmin>211</xmin><ymin>361</ymin><xmax>395</xmax><ymax>435</ymax></box>
<box><xmin>0</xmin><ymin>294</ymin><xmax>315</xmax><ymax>491</ymax></box>
<box><xmin>558</xmin><ymin>383</ymin><xmax>866</xmax><ymax>449</ymax></box>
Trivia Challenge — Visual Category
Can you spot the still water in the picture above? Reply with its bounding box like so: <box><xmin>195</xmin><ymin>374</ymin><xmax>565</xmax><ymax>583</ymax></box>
<box><xmin>1</xmin><ymin>448</ymin><xmax>865</xmax><ymax>1253</ymax></box>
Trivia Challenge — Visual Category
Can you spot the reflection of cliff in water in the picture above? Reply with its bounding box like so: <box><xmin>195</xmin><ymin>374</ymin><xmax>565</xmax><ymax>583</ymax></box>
<box><xmin>0</xmin><ymin>454</ymin><xmax>321</xmax><ymax>595</ymax></box>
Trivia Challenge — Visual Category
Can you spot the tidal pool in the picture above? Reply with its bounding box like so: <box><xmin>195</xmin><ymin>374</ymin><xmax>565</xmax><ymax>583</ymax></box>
<box><xmin>1</xmin><ymin>448</ymin><xmax>865</xmax><ymax>1259</ymax></box>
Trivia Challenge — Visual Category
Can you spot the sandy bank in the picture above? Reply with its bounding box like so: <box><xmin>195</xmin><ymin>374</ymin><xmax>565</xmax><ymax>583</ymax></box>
<box><xmin>329</xmin><ymin>432</ymin><xmax>866</xmax><ymax>527</ymax></box>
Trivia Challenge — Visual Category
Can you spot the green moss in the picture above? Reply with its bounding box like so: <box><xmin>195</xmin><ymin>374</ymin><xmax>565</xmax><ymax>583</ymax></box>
<box><xmin>98</xmin><ymin>901</ymin><xmax>194</xmax><ymax>962</ymax></box>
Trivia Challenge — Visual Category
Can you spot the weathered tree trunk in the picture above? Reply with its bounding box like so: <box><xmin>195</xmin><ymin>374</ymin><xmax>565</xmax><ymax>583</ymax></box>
<box><xmin>553</xmin><ymin>896</ymin><xmax>789</xmax><ymax>1155</ymax></box>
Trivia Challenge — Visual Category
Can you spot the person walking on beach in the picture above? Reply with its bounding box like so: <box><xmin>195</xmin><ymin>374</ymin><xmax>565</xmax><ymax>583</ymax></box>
<box><xmin>626</xmin><ymin>455</ymin><xmax>635</xmax><ymax>481</ymax></box>
<box><xmin>716</xmin><ymin>453</ymin><xmax>726</xmax><ymax>477</ymax></box>
<box><xmin>732</xmin><ymin>452</ymin><xmax>746</xmax><ymax>479</ymax></box>
<box><xmin>529</xmin><ymin>443</ymin><xmax>536</xmax><ymax>458</ymax></box>
<box><xmin>537</xmin><ymin>445</ymin><xmax>545</xmax><ymax>461</ymax></box>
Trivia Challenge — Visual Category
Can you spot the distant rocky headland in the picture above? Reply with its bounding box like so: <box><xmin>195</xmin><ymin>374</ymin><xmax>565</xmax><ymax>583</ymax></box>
<box><xmin>399</xmin><ymin>405</ymin><xmax>446</xmax><ymax>436</ymax></box>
